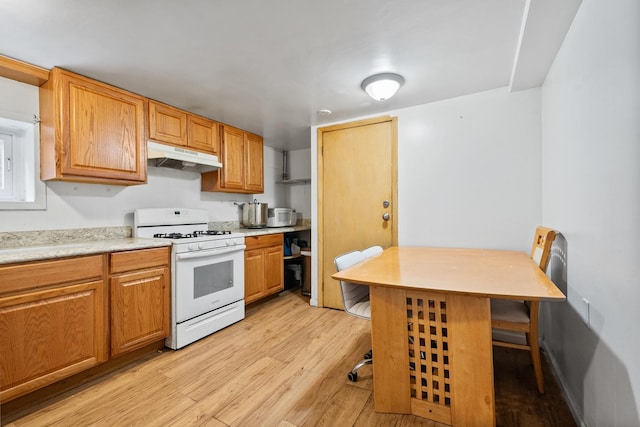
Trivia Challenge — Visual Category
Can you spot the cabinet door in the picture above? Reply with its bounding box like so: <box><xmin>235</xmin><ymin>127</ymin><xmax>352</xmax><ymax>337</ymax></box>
<box><xmin>110</xmin><ymin>267</ymin><xmax>169</xmax><ymax>357</ymax></box>
<box><xmin>244</xmin><ymin>248</ymin><xmax>265</xmax><ymax>304</ymax></box>
<box><xmin>220</xmin><ymin>125</ymin><xmax>245</xmax><ymax>190</ymax></box>
<box><xmin>42</xmin><ymin>68</ymin><xmax>147</xmax><ymax>184</ymax></box>
<box><xmin>0</xmin><ymin>280</ymin><xmax>106</xmax><ymax>402</ymax></box>
<box><xmin>264</xmin><ymin>244</ymin><xmax>284</xmax><ymax>295</ymax></box>
<box><xmin>148</xmin><ymin>100</ymin><xmax>187</xmax><ymax>146</ymax></box>
<box><xmin>244</xmin><ymin>132</ymin><xmax>264</xmax><ymax>193</ymax></box>
<box><xmin>188</xmin><ymin>116</ymin><xmax>218</xmax><ymax>154</ymax></box>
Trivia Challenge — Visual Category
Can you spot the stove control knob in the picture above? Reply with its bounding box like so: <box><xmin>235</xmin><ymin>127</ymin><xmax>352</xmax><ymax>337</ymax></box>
<box><xmin>189</xmin><ymin>243</ymin><xmax>198</xmax><ymax>251</ymax></box>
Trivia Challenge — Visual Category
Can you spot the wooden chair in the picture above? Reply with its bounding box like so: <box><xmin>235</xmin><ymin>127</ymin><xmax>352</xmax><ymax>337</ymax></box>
<box><xmin>334</xmin><ymin>245</ymin><xmax>384</xmax><ymax>381</ymax></box>
<box><xmin>490</xmin><ymin>226</ymin><xmax>557</xmax><ymax>394</ymax></box>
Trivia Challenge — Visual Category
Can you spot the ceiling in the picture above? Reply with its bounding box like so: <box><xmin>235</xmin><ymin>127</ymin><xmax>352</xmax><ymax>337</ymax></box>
<box><xmin>0</xmin><ymin>0</ymin><xmax>580</xmax><ymax>151</ymax></box>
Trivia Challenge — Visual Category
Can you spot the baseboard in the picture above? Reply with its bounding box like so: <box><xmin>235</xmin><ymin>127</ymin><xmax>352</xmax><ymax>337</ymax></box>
<box><xmin>542</xmin><ymin>341</ymin><xmax>587</xmax><ymax>427</ymax></box>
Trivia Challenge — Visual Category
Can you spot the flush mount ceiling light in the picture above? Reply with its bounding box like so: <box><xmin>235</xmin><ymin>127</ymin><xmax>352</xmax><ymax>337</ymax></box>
<box><xmin>361</xmin><ymin>72</ymin><xmax>405</xmax><ymax>101</ymax></box>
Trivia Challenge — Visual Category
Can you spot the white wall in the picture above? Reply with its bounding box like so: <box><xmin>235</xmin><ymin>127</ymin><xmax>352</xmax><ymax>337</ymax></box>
<box><xmin>287</xmin><ymin>148</ymin><xmax>312</xmax><ymax>220</ymax></box>
<box><xmin>540</xmin><ymin>0</ymin><xmax>640</xmax><ymax>425</ymax></box>
<box><xmin>0</xmin><ymin>77</ymin><xmax>37</xmax><ymax>120</ymax></box>
<box><xmin>396</xmin><ymin>88</ymin><xmax>542</xmax><ymax>249</ymax></box>
<box><xmin>310</xmin><ymin>86</ymin><xmax>543</xmax><ymax>305</ymax></box>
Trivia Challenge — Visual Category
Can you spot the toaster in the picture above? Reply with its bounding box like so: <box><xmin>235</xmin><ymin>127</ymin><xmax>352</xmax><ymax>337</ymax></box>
<box><xmin>267</xmin><ymin>208</ymin><xmax>296</xmax><ymax>227</ymax></box>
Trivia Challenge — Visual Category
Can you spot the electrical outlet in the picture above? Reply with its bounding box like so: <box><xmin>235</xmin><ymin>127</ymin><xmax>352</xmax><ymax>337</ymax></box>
<box><xmin>582</xmin><ymin>298</ymin><xmax>591</xmax><ymax>328</ymax></box>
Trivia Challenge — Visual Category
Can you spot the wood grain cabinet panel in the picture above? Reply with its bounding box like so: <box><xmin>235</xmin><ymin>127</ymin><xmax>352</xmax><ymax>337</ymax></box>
<box><xmin>201</xmin><ymin>125</ymin><xmax>263</xmax><ymax>193</ymax></box>
<box><xmin>39</xmin><ymin>67</ymin><xmax>147</xmax><ymax>185</ymax></box>
<box><xmin>219</xmin><ymin>125</ymin><xmax>245</xmax><ymax>190</ymax></box>
<box><xmin>148</xmin><ymin>101</ymin><xmax>187</xmax><ymax>146</ymax></box>
<box><xmin>149</xmin><ymin>100</ymin><xmax>219</xmax><ymax>155</ymax></box>
<box><xmin>244</xmin><ymin>234</ymin><xmax>283</xmax><ymax>304</ymax></box>
<box><xmin>188</xmin><ymin>115</ymin><xmax>219</xmax><ymax>154</ymax></box>
<box><xmin>0</xmin><ymin>256</ymin><xmax>107</xmax><ymax>402</ymax></box>
<box><xmin>244</xmin><ymin>248</ymin><xmax>266</xmax><ymax>304</ymax></box>
<box><xmin>109</xmin><ymin>247</ymin><xmax>170</xmax><ymax>357</ymax></box>
<box><xmin>244</xmin><ymin>132</ymin><xmax>264</xmax><ymax>193</ymax></box>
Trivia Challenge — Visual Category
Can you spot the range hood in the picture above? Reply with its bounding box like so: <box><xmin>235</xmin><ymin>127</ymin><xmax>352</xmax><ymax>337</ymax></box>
<box><xmin>147</xmin><ymin>141</ymin><xmax>222</xmax><ymax>172</ymax></box>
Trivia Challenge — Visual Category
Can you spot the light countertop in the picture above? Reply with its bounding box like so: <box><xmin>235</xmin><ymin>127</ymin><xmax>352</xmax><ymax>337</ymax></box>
<box><xmin>0</xmin><ymin>238</ymin><xmax>171</xmax><ymax>265</ymax></box>
<box><xmin>0</xmin><ymin>223</ymin><xmax>310</xmax><ymax>265</ymax></box>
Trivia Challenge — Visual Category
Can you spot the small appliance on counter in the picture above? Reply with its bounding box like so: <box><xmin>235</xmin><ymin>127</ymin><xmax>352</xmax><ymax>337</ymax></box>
<box><xmin>267</xmin><ymin>208</ymin><xmax>296</xmax><ymax>227</ymax></box>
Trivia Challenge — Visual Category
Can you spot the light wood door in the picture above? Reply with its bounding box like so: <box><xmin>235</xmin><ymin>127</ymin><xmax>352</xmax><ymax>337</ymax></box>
<box><xmin>318</xmin><ymin>116</ymin><xmax>397</xmax><ymax>309</ymax></box>
<box><xmin>244</xmin><ymin>132</ymin><xmax>264</xmax><ymax>193</ymax></box>
<box><xmin>39</xmin><ymin>67</ymin><xmax>147</xmax><ymax>185</ymax></box>
<box><xmin>148</xmin><ymin>100</ymin><xmax>187</xmax><ymax>146</ymax></box>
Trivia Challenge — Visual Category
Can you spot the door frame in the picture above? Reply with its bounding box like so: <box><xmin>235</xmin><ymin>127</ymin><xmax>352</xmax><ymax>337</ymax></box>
<box><xmin>317</xmin><ymin>115</ymin><xmax>398</xmax><ymax>308</ymax></box>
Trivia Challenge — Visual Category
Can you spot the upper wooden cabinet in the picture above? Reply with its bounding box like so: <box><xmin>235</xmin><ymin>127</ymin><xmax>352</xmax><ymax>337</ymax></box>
<box><xmin>39</xmin><ymin>67</ymin><xmax>147</xmax><ymax>185</ymax></box>
<box><xmin>245</xmin><ymin>132</ymin><xmax>265</xmax><ymax>193</ymax></box>
<box><xmin>201</xmin><ymin>125</ymin><xmax>263</xmax><ymax>193</ymax></box>
<box><xmin>188</xmin><ymin>115</ymin><xmax>219</xmax><ymax>154</ymax></box>
<box><xmin>148</xmin><ymin>100</ymin><xmax>219</xmax><ymax>155</ymax></box>
<box><xmin>148</xmin><ymin>101</ymin><xmax>187</xmax><ymax>146</ymax></box>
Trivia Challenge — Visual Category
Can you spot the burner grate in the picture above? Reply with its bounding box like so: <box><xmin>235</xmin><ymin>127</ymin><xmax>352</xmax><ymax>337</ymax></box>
<box><xmin>153</xmin><ymin>232</ymin><xmax>198</xmax><ymax>239</ymax></box>
<box><xmin>194</xmin><ymin>230</ymin><xmax>231</xmax><ymax>236</ymax></box>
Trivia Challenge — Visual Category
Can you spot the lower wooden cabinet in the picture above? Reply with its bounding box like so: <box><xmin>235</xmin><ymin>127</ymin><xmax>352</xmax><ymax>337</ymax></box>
<box><xmin>0</xmin><ymin>255</ymin><xmax>107</xmax><ymax>402</ymax></box>
<box><xmin>109</xmin><ymin>247</ymin><xmax>170</xmax><ymax>357</ymax></box>
<box><xmin>244</xmin><ymin>234</ymin><xmax>284</xmax><ymax>304</ymax></box>
<box><xmin>0</xmin><ymin>246</ymin><xmax>171</xmax><ymax>402</ymax></box>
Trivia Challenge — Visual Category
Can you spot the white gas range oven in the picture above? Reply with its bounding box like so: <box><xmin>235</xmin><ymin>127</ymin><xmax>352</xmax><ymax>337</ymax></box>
<box><xmin>134</xmin><ymin>208</ymin><xmax>245</xmax><ymax>349</ymax></box>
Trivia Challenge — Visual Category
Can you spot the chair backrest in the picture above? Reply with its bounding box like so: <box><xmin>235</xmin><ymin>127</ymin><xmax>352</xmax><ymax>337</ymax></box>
<box><xmin>530</xmin><ymin>226</ymin><xmax>557</xmax><ymax>272</ymax></box>
<box><xmin>334</xmin><ymin>246</ymin><xmax>384</xmax><ymax>317</ymax></box>
<box><xmin>362</xmin><ymin>245</ymin><xmax>384</xmax><ymax>258</ymax></box>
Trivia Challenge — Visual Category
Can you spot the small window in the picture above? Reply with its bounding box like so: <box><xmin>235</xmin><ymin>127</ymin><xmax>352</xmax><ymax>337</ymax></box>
<box><xmin>0</xmin><ymin>115</ymin><xmax>46</xmax><ymax>210</ymax></box>
<box><xmin>0</xmin><ymin>131</ymin><xmax>15</xmax><ymax>198</ymax></box>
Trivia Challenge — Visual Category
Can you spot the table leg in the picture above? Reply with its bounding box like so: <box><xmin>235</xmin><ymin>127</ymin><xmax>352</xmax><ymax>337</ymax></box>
<box><xmin>369</xmin><ymin>287</ymin><xmax>495</xmax><ymax>426</ymax></box>
<box><xmin>369</xmin><ymin>286</ymin><xmax>411</xmax><ymax>413</ymax></box>
<box><xmin>447</xmin><ymin>294</ymin><xmax>495</xmax><ymax>426</ymax></box>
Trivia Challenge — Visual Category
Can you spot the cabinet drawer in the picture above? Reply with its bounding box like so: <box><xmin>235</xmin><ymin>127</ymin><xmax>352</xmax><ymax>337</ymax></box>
<box><xmin>245</xmin><ymin>233</ymin><xmax>283</xmax><ymax>250</ymax></box>
<box><xmin>0</xmin><ymin>255</ymin><xmax>104</xmax><ymax>295</ymax></box>
<box><xmin>110</xmin><ymin>247</ymin><xmax>170</xmax><ymax>274</ymax></box>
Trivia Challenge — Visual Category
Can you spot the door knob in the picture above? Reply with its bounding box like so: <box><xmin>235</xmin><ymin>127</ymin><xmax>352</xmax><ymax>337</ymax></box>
<box><xmin>382</xmin><ymin>213</ymin><xmax>390</xmax><ymax>221</ymax></box>
<box><xmin>382</xmin><ymin>200</ymin><xmax>390</xmax><ymax>208</ymax></box>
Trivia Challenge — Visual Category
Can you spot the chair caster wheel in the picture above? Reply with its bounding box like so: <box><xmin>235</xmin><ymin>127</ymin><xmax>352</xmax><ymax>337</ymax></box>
<box><xmin>347</xmin><ymin>372</ymin><xmax>358</xmax><ymax>382</ymax></box>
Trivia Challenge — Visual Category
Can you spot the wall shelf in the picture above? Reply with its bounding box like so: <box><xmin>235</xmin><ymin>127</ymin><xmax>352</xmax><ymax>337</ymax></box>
<box><xmin>276</xmin><ymin>178</ymin><xmax>311</xmax><ymax>185</ymax></box>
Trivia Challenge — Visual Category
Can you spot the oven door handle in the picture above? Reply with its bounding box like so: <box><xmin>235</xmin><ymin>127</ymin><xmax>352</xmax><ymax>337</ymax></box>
<box><xmin>175</xmin><ymin>245</ymin><xmax>246</xmax><ymax>260</ymax></box>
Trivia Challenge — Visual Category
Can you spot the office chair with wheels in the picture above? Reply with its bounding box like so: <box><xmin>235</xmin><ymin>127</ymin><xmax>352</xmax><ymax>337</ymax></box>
<box><xmin>490</xmin><ymin>226</ymin><xmax>557</xmax><ymax>394</ymax></box>
<box><xmin>334</xmin><ymin>245</ymin><xmax>384</xmax><ymax>382</ymax></box>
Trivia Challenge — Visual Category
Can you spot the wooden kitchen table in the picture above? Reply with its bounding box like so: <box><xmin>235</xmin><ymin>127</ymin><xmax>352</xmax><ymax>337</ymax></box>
<box><xmin>331</xmin><ymin>246</ymin><xmax>565</xmax><ymax>426</ymax></box>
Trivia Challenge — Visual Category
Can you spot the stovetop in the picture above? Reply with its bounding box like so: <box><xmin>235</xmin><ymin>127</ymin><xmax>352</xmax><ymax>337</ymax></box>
<box><xmin>153</xmin><ymin>230</ymin><xmax>233</xmax><ymax>239</ymax></box>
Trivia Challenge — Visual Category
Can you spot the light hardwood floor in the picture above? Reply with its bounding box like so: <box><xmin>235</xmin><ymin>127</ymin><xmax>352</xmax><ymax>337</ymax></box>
<box><xmin>2</xmin><ymin>290</ymin><xmax>575</xmax><ymax>427</ymax></box>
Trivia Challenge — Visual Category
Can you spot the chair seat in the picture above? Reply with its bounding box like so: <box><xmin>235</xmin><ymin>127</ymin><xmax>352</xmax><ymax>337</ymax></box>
<box><xmin>490</xmin><ymin>299</ymin><xmax>529</xmax><ymax>324</ymax></box>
